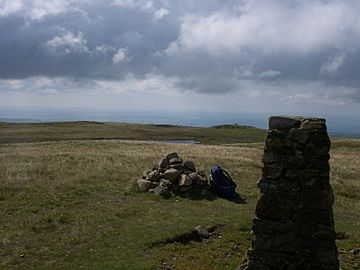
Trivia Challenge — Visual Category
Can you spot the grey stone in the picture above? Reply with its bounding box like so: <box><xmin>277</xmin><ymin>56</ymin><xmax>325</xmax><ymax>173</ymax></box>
<box><xmin>184</xmin><ymin>160</ymin><xmax>196</xmax><ymax>172</ymax></box>
<box><xmin>166</xmin><ymin>152</ymin><xmax>180</xmax><ymax>161</ymax></box>
<box><xmin>195</xmin><ymin>225</ymin><xmax>210</xmax><ymax>238</ymax></box>
<box><xmin>137</xmin><ymin>179</ymin><xmax>152</xmax><ymax>192</ymax></box>
<box><xmin>169</xmin><ymin>163</ymin><xmax>183</xmax><ymax>171</ymax></box>
<box><xmin>179</xmin><ymin>174</ymin><xmax>192</xmax><ymax>186</ymax></box>
<box><xmin>169</xmin><ymin>157</ymin><xmax>182</xmax><ymax>165</ymax></box>
<box><xmin>300</xmin><ymin>119</ymin><xmax>326</xmax><ymax>130</ymax></box>
<box><xmin>146</xmin><ymin>170</ymin><xmax>161</xmax><ymax>182</ymax></box>
<box><xmin>190</xmin><ymin>172</ymin><xmax>208</xmax><ymax>186</ymax></box>
<box><xmin>163</xmin><ymin>168</ymin><xmax>181</xmax><ymax>182</ymax></box>
<box><xmin>269</xmin><ymin>116</ymin><xmax>304</xmax><ymax>130</ymax></box>
<box><xmin>159</xmin><ymin>178</ymin><xmax>172</xmax><ymax>187</ymax></box>
<box><xmin>158</xmin><ymin>158</ymin><xmax>169</xmax><ymax>169</ymax></box>
<box><xmin>142</xmin><ymin>169</ymin><xmax>152</xmax><ymax>179</ymax></box>
<box><xmin>154</xmin><ymin>185</ymin><xmax>170</xmax><ymax>197</ymax></box>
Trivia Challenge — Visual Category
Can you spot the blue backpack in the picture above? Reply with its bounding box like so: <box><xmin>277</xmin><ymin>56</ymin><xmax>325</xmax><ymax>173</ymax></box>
<box><xmin>209</xmin><ymin>165</ymin><xmax>237</xmax><ymax>200</ymax></box>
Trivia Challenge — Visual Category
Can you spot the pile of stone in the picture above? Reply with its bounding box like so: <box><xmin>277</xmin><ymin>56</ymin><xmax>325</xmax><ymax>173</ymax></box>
<box><xmin>243</xmin><ymin>116</ymin><xmax>339</xmax><ymax>270</ymax></box>
<box><xmin>136</xmin><ymin>152</ymin><xmax>209</xmax><ymax>197</ymax></box>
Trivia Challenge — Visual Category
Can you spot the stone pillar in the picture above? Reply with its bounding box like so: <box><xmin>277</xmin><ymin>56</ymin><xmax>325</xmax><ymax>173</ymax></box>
<box><xmin>244</xmin><ymin>116</ymin><xmax>339</xmax><ymax>270</ymax></box>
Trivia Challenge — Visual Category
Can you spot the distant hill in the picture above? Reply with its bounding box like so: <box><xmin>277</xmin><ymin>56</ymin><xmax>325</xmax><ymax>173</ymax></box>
<box><xmin>0</xmin><ymin>121</ymin><xmax>266</xmax><ymax>144</ymax></box>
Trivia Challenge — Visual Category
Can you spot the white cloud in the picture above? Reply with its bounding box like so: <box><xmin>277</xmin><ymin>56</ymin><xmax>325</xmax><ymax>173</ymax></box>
<box><xmin>112</xmin><ymin>48</ymin><xmax>127</xmax><ymax>64</ymax></box>
<box><xmin>259</xmin><ymin>70</ymin><xmax>281</xmax><ymax>78</ymax></box>
<box><xmin>46</xmin><ymin>30</ymin><xmax>89</xmax><ymax>55</ymax></box>
<box><xmin>153</xmin><ymin>7</ymin><xmax>169</xmax><ymax>20</ymax></box>
<box><xmin>319</xmin><ymin>53</ymin><xmax>346</xmax><ymax>76</ymax></box>
<box><xmin>95</xmin><ymin>44</ymin><xmax>115</xmax><ymax>54</ymax></box>
<box><xmin>28</xmin><ymin>0</ymin><xmax>70</xmax><ymax>21</ymax></box>
<box><xmin>171</xmin><ymin>1</ymin><xmax>360</xmax><ymax>55</ymax></box>
<box><xmin>0</xmin><ymin>0</ymin><xmax>23</xmax><ymax>16</ymax></box>
<box><xmin>112</xmin><ymin>0</ymin><xmax>169</xmax><ymax>21</ymax></box>
<box><xmin>111</xmin><ymin>0</ymin><xmax>153</xmax><ymax>11</ymax></box>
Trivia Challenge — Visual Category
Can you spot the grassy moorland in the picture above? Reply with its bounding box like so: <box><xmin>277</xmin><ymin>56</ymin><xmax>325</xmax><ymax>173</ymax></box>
<box><xmin>0</xmin><ymin>123</ymin><xmax>359</xmax><ymax>270</ymax></box>
<box><xmin>0</xmin><ymin>122</ymin><xmax>266</xmax><ymax>144</ymax></box>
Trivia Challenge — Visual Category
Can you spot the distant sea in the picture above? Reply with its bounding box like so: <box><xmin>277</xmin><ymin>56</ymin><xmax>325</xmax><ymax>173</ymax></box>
<box><xmin>1</xmin><ymin>109</ymin><xmax>359</xmax><ymax>138</ymax></box>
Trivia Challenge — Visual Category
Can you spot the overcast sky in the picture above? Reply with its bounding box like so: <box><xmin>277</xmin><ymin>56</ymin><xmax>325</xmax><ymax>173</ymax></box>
<box><xmin>1</xmin><ymin>0</ymin><xmax>360</xmax><ymax>124</ymax></box>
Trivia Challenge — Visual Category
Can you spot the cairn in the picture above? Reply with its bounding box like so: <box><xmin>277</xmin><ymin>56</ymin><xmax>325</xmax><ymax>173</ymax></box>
<box><xmin>136</xmin><ymin>152</ymin><xmax>209</xmax><ymax>197</ymax></box>
<box><xmin>243</xmin><ymin>116</ymin><xmax>339</xmax><ymax>270</ymax></box>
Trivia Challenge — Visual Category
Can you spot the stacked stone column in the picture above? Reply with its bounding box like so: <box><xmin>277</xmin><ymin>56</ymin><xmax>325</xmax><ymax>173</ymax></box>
<box><xmin>244</xmin><ymin>116</ymin><xmax>339</xmax><ymax>270</ymax></box>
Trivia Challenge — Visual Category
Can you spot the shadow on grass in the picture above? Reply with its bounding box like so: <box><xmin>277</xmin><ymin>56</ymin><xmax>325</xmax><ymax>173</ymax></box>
<box><xmin>128</xmin><ymin>182</ymin><xmax>246</xmax><ymax>203</ymax></box>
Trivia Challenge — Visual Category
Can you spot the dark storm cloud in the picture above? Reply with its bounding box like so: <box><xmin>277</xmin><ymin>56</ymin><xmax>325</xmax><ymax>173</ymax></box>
<box><xmin>1</xmin><ymin>0</ymin><xmax>360</xmax><ymax>101</ymax></box>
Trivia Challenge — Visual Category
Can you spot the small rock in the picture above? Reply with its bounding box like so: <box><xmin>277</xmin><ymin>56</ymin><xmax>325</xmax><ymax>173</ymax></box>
<box><xmin>179</xmin><ymin>174</ymin><xmax>192</xmax><ymax>186</ymax></box>
<box><xmin>163</xmin><ymin>168</ymin><xmax>181</xmax><ymax>183</ymax></box>
<box><xmin>142</xmin><ymin>169</ymin><xmax>152</xmax><ymax>179</ymax></box>
<box><xmin>196</xmin><ymin>175</ymin><xmax>208</xmax><ymax>186</ymax></box>
<box><xmin>189</xmin><ymin>172</ymin><xmax>199</xmax><ymax>181</ymax></box>
<box><xmin>184</xmin><ymin>160</ymin><xmax>196</xmax><ymax>172</ymax></box>
<box><xmin>154</xmin><ymin>185</ymin><xmax>170</xmax><ymax>197</ymax></box>
<box><xmin>160</xmin><ymin>179</ymin><xmax>172</xmax><ymax>187</ymax></box>
<box><xmin>137</xmin><ymin>179</ymin><xmax>153</xmax><ymax>192</ymax></box>
<box><xmin>180</xmin><ymin>186</ymin><xmax>191</xmax><ymax>192</ymax></box>
<box><xmin>183</xmin><ymin>170</ymin><xmax>193</xmax><ymax>175</ymax></box>
<box><xmin>158</xmin><ymin>158</ymin><xmax>169</xmax><ymax>169</ymax></box>
<box><xmin>169</xmin><ymin>157</ymin><xmax>182</xmax><ymax>165</ymax></box>
<box><xmin>166</xmin><ymin>152</ymin><xmax>180</xmax><ymax>161</ymax></box>
<box><xmin>147</xmin><ymin>170</ymin><xmax>161</xmax><ymax>182</ymax></box>
<box><xmin>170</xmin><ymin>163</ymin><xmax>183</xmax><ymax>171</ymax></box>
<box><xmin>195</xmin><ymin>225</ymin><xmax>210</xmax><ymax>239</ymax></box>
<box><xmin>197</xmin><ymin>170</ymin><xmax>207</xmax><ymax>177</ymax></box>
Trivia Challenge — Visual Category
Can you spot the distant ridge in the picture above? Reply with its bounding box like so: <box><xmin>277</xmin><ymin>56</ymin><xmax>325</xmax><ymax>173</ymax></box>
<box><xmin>211</xmin><ymin>124</ymin><xmax>258</xmax><ymax>129</ymax></box>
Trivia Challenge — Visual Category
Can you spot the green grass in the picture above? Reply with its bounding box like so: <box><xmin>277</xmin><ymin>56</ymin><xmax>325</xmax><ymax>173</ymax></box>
<box><xmin>0</xmin><ymin>124</ymin><xmax>359</xmax><ymax>269</ymax></box>
<box><xmin>0</xmin><ymin>121</ymin><xmax>266</xmax><ymax>144</ymax></box>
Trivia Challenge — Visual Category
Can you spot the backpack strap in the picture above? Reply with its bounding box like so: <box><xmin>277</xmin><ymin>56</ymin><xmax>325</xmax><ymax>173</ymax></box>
<box><xmin>219</xmin><ymin>167</ymin><xmax>237</xmax><ymax>188</ymax></box>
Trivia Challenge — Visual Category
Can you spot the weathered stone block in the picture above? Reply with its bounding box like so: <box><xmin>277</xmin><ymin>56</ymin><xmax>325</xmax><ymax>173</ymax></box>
<box><xmin>269</xmin><ymin>116</ymin><xmax>304</xmax><ymax>130</ymax></box>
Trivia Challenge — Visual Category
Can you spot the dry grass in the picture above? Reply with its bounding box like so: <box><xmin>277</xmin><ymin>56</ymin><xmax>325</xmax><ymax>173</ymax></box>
<box><xmin>0</xmin><ymin>138</ymin><xmax>359</xmax><ymax>269</ymax></box>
